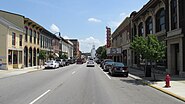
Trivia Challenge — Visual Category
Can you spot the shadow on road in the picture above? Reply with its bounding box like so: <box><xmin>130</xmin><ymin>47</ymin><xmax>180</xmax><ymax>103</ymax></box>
<box><xmin>120</xmin><ymin>79</ymin><xmax>147</xmax><ymax>86</ymax></box>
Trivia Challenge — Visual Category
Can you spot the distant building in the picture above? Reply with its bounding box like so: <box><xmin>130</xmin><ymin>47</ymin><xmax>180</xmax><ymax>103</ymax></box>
<box><xmin>60</xmin><ymin>38</ymin><xmax>74</xmax><ymax>59</ymax></box>
<box><xmin>91</xmin><ymin>45</ymin><xmax>96</xmax><ymax>59</ymax></box>
<box><xmin>68</xmin><ymin>39</ymin><xmax>80</xmax><ymax>59</ymax></box>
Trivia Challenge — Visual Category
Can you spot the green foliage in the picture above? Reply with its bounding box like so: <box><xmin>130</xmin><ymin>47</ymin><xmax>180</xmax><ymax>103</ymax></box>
<box><xmin>131</xmin><ymin>34</ymin><xmax>166</xmax><ymax>62</ymax></box>
<box><xmin>59</xmin><ymin>52</ymin><xmax>68</xmax><ymax>59</ymax></box>
<box><xmin>96</xmin><ymin>45</ymin><xmax>107</xmax><ymax>59</ymax></box>
<box><xmin>146</xmin><ymin>34</ymin><xmax>166</xmax><ymax>61</ymax></box>
<box><xmin>38</xmin><ymin>50</ymin><xmax>46</xmax><ymax>60</ymax></box>
<box><xmin>131</xmin><ymin>35</ymin><xmax>148</xmax><ymax>59</ymax></box>
<box><xmin>101</xmin><ymin>48</ymin><xmax>107</xmax><ymax>59</ymax></box>
<box><xmin>48</xmin><ymin>54</ymin><xmax>54</xmax><ymax>59</ymax></box>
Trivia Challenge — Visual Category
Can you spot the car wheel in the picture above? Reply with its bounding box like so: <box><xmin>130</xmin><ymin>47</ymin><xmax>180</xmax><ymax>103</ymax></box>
<box><xmin>125</xmin><ymin>73</ymin><xmax>128</xmax><ymax>77</ymax></box>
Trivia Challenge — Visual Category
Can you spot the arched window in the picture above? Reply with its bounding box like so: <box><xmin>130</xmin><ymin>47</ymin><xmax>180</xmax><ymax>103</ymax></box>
<box><xmin>138</xmin><ymin>22</ymin><xmax>144</xmax><ymax>36</ymax></box>
<box><xmin>156</xmin><ymin>8</ymin><xmax>165</xmax><ymax>32</ymax></box>
<box><xmin>145</xmin><ymin>16</ymin><xmax>153</xmax><ymax>35</ymax></box>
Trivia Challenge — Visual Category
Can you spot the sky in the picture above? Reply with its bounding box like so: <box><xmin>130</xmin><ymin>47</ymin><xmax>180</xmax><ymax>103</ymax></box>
<box><xmin>0</xmin><ymin>0</ymin><xmax>149</xmax><ymax>52</ymax></box>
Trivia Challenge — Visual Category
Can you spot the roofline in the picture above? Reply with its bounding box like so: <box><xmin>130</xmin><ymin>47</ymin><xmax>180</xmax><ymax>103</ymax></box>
<box><xmin>132</xmin><ymin>0</ymin><xmax>155</xmax><ymax>21</ymax></box>
<box><xmin>0</xmin><ymin>10</ymin><xmax>24</xmax><ymax>18</ymax></box>
<box><xmin>112</xmin><ymin>17</ymin><xmax>130</xmax><ymax>35</ymax></box>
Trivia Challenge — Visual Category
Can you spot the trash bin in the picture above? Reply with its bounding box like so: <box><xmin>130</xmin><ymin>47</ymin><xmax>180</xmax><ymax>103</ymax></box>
<box><xmin>145</xmin><ymin>65</ymin><xmax>151</xmax><ymax>77</ymax></box>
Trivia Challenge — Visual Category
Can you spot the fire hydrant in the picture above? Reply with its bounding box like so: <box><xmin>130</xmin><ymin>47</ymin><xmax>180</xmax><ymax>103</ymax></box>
<box><xmin>165</xmin><ymin>73</ymin><xmax>171</xmax><ymax>87</ymax></box>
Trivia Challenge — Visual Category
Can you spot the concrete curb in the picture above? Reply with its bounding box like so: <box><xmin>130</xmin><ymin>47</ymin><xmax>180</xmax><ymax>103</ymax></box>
<box><xmin>149</xmin><ymin>84</ymin><xmax>185</xmax><ymax>102</ymax></box>
<box><xmin>129</xmin><ymin>74</ymin><xmax>185</xmax><ymax>102</ymax></box>
<box><xmin>0</xmin><ymin>68</ymin><xmax>43</xmax><ymax>79</ymax></box>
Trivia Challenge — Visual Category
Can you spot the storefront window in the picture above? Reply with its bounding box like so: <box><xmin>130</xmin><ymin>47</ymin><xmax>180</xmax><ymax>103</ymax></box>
<box><xmin>8</xmin><ymin>50</ymin><xmax>12</xmax><ymax>64</ymax></box>
<box><xmin>13</xmin><ymin>53</ymin><xmax>18</xmax><ymax>64</ymax></box>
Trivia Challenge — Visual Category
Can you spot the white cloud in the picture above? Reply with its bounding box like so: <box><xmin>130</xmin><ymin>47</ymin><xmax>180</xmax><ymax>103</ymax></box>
<box><xmin>79</xmin><ymin>36</ymin><xmax>105</xmax><ymax>52</ymax></box>
<box><xmin>50</xmin><ymin>24</ymin><xmax>60</xmax><ymax>33</ymax></box>
<box><xmin>88</xmin><ymin>18</ymin><xmax>102</xmax><ymax>23</ymax></box>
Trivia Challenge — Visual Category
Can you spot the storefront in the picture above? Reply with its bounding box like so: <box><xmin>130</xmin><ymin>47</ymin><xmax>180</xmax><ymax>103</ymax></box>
<box><xmin>8</xmin><ymin>49</ymin><xmax>23</xmax><ymax>69</ymax></box>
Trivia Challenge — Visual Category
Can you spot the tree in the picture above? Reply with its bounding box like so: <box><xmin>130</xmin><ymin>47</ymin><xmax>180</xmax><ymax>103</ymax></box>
<box><xmin>145</xmin><ymin>34</ymin><xmax>166</xmax><ymax>80</ymax></box>
<box><xmin>96</xmin><ymin>45</ymin><xmax>107</xmax><ymax>59</ymax></box>
<box><xmin>101</xmin><ymin>47</ymin><xmax>107</xmax><ymax>59</ymax></box>
<box><xmin>131</xmin><ymin>35</ymin><xmax>166</xmax><ymax>79</ymax></box>
<box><xmin>38</xmin><ymin>50</ymin><xmax>46</xmax><ymax>65</ymax></box>
<box><xmin>96</xmin><ymin>46</ymin><xmax>103</xmax><ymax>59</ymax></box>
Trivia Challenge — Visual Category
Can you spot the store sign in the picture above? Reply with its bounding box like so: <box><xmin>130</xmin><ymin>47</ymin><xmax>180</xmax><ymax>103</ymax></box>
<box><xmin>107</xmin><ymin>48</ymin><xmax>122</xmax><ymax>55</ymax></box>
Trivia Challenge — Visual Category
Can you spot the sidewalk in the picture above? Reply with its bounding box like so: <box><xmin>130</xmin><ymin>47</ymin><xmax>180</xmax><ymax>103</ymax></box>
<box><xmin>129</xmin><ymin>68</ymin><xmax>185</xmax><ymax>102</ymax></box>
<box><xmin>0</xmin><ymin>66</ymin><xmax>44</xmax><ymax>79</ymax></box>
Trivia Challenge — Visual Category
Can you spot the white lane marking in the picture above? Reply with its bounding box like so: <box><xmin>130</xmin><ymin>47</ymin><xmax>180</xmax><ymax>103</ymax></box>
<box><xmin>29</xmin><ymin>90</ymin><xmax>51</xmax><ymax>104</ymax></box>
<box><xmin>103</xmin><ymin>71</ymin><xmax>111</xmax><ymax>79</ymax></box>
<box><xmin>72</xmin><ymin>71</ymin><xmax>76</xmax><ymax>75</ymax></box>
<box><xmin>98</xmin><ymin>66</ymin><xmax>111</xmax><ymax>80</ymax></box>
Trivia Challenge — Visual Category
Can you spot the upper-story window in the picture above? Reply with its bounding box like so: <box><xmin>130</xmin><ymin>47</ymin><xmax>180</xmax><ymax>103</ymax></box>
<box><xmin>146</xmin><ymin>16</ymin><xmax>153</xmax><ymax>35</ymax></box>
<box><xmin>171</xmin><ymin>0</ymin><xmax>177</xmax><ymax>30</ymax></box>
<box><xmin>25</xmin><ymin>27</ymin><xmax>28</xmax><ymax>42</ymax></box>
<box><xmin>138</xmin><ymin>22</ymin><xmax>144</xmax><ymax>36</ymax></box>
<box><xmin>43</xmin><ymin>36</ymin><xmax>44</xmax><ymax>48</ymax></box>
<box><xmin>34</xmin><ymin>31</ymin><xmax>36</xmax><ymax>44</ymax></box>
<box><xmin>40</xmin><ymin>35</ymin><xmax>43</xmax><ymax>48</ymax></box>
<box><xmin>19</xmin><ymin>34</ymin><xmax>22</xmax><ymax>46</ymax></box>
<box><xmin>37</xmin><ymin>32</ymin><xmax>40</xmax><ymax>45</ymax></box>
<box><xmin>12</xmin><ymin>32</ymin><xmax>16</xmax><ymax>46</ymax></box>
<box><xmin>156</xmin><ymin>8</ymin><xmax>165</xmax><ymax>32</ymax></box>
<box><xmin>29</xmin><ymin>29</ymin><xmax>32</xmax><ymax>43</ymax></box>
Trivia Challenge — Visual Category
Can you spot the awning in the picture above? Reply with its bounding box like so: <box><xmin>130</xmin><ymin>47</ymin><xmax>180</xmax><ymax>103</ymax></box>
<box><xmin>55</xmin><ymin>53</ymin><xmax>59</xmax><ymax>57</ymax></box>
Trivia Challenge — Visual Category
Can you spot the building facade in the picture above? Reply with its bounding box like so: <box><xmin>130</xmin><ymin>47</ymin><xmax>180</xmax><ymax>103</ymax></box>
<box><xmin>0</xmin><ymin>16</ymin><xmax>24</xmax><ymax>69</ymax></box>
<box><xmin>167</xmin><ymin>0</ymin><xmax>185</xmax><ymax>76</ymax></box>
<box><xmin>111</xmin><ymin>17</ymin><xmax>131</xmax><ymax>66</ymax></box>
<box><xmin>0</xmin><ymin>10</ymin><xmax>64</xmax><ymax>70</ymax></box>
<box><xmin>60</xmin><ymin>38</ymin><xmax>74</xmax><ymax>59</ymax></box>
<box><xmin>128</xmin><ymin>0</ymin><xmax>185</xmax><ymax>77</ymax></box>
<box><xmin>69</xmin><ymin>39</ymin><xmax>80</xmax><ymax>59</ymax></box>
<box><xmin>24</xmin><ymin>18</ymin><xmax>42</xmax><ymax>67</ymax></box>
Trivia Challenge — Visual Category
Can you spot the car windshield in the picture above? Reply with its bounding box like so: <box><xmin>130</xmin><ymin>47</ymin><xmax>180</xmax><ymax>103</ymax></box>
<box><xmin>46</xmin><ymin>60</ymin><xmax>53</xmax><ymax>63</ymax></box>
<box><xmin>114</xmin><ymin>62</ymin><xmax>124</xmax><ymax>67</ymax></box>
<box><xmin>105</xmin><ymin>61</ymin><xmax>114</xmax><ymax>65</ymax></box>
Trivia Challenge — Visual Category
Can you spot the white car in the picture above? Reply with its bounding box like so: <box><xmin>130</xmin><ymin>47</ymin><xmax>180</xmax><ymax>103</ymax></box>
<box><xmin>86</xmin><ymin>60</ymin><xmax>95</xmax><ymax>67</ymax></box>
<box><xmin>56</xmin><ymin>59</ymin><xmax>66</xmax><ymax>67</ymax></box>
<box><xmin>44</xmin><ymin>60</ymin><xmax>59</xmax><ymax>69</ymax></box>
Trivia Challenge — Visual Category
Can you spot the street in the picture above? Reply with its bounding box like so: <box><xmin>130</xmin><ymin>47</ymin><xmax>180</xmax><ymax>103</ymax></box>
<box><xmin>0</xmin><ymin>64</ymin><xmax>184</xmax><ymax>104</ymax></box>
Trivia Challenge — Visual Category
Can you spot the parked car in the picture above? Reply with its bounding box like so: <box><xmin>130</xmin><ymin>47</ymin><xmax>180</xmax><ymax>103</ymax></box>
<box><xmin>76</xmin><ymin>58</ymin><xmax>83</xmax><ymax>64</ymax></box>
<box><xmin>63</xmin><ymin>59</ymin><xmax>69</xmax><ymax>66</ymax></box>
<box><xmin>86</xmin><ymin>60</ymin><xmax>95</xmax><ymax>67</ymax></box>
<box><xmin>44</xmin><ymin>60</ymin><xmax>59</xmax><ymax>69</ymax></box>
<box><xmin>100</xmin><ymin>59</ymin><xmax>113</xmax><ymax>69</ymax></box>
<box><xmin>108</xmin><ymin>62</ymin><xmax>128</xmax><ymax>77</ymax></box>
<box><xmin>95</xmin><ymin>59</ymin><xmax>101</xmax><ymax>64</ymax></box>
<box><xmin>103</xmin><ymin>61</ymin><xmax>114</xmax><ymax>71</ymax></box>
<box><xmin>56</xmin><ymin>59</ymin><xmax>65</xmax><ymax>67</ymax></box>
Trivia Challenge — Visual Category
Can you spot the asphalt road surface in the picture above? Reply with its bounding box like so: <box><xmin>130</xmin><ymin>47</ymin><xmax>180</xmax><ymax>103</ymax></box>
<box><xmin>0</xmin><ymin>63</ymin><xmax>184</xmax><ymax>104</ymax></box>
